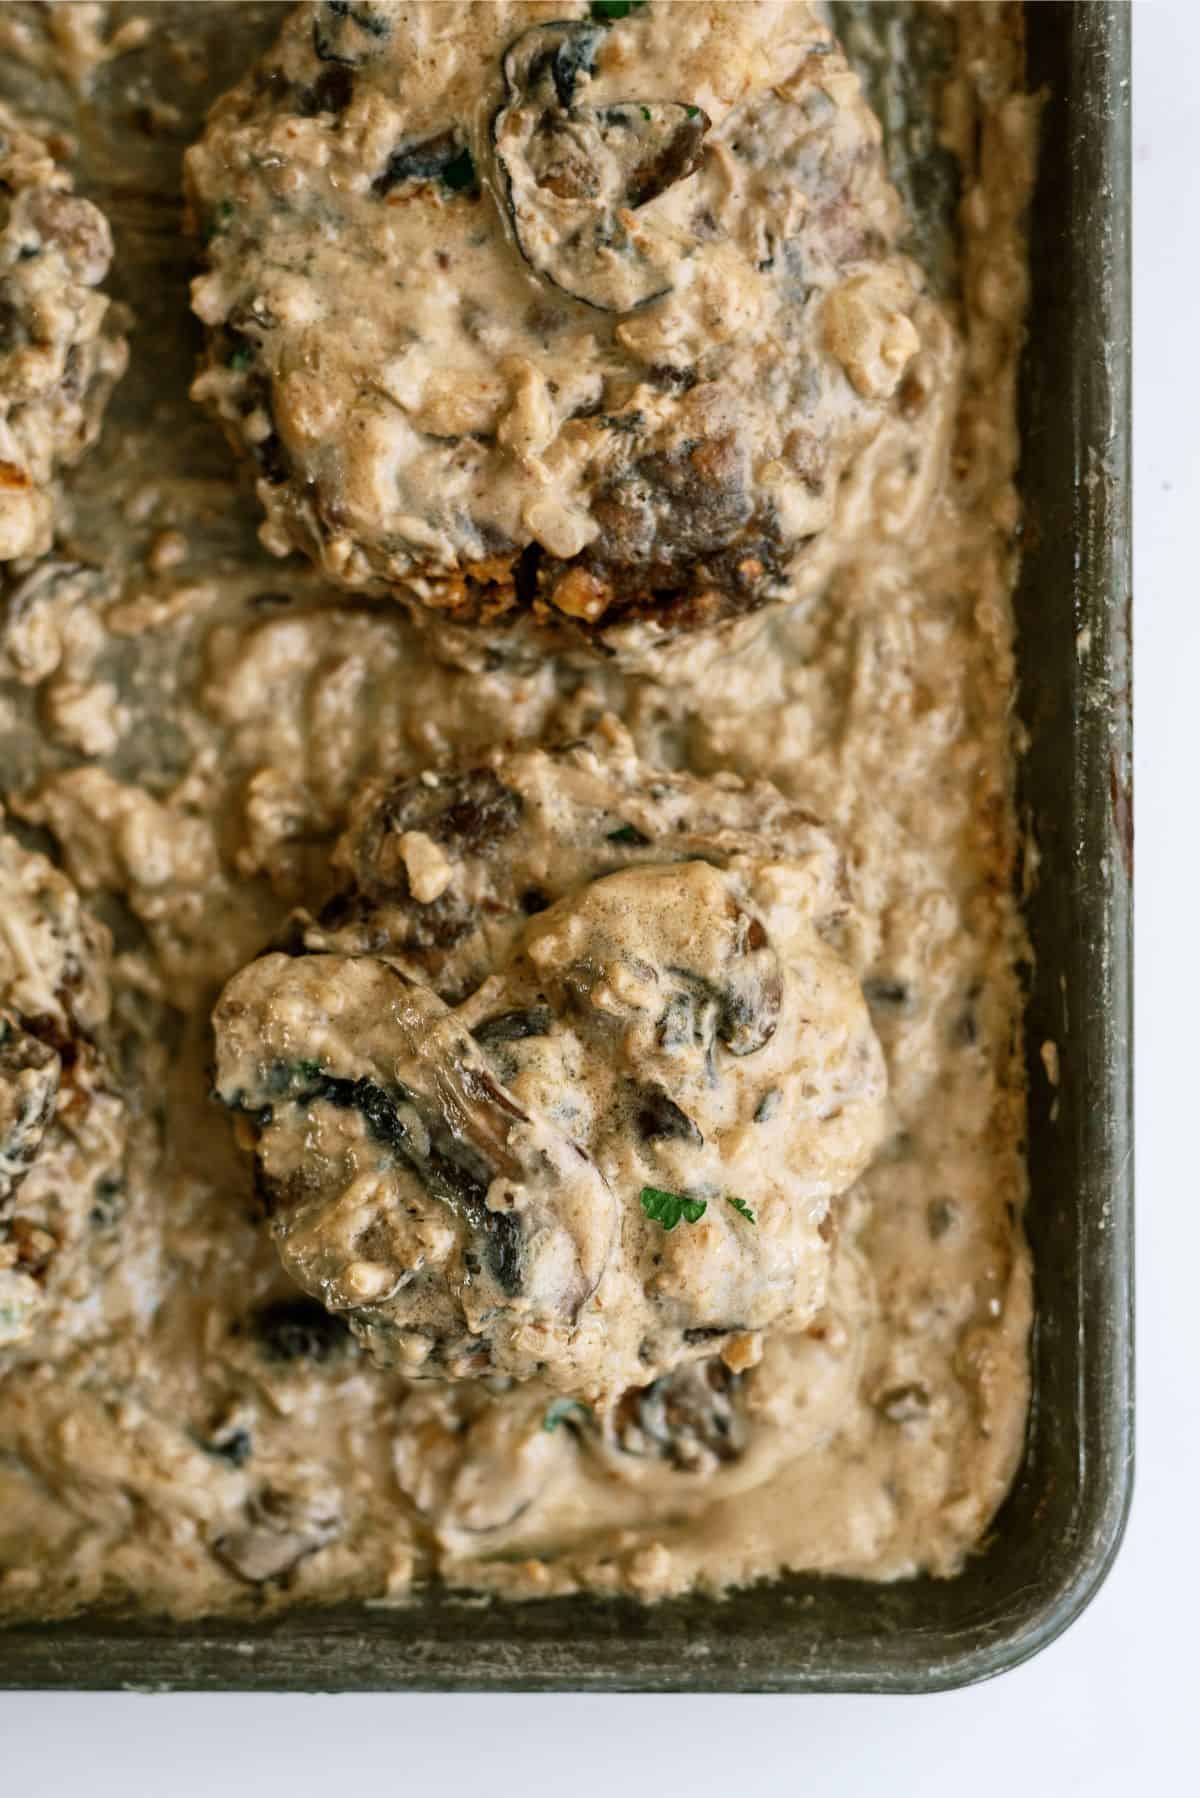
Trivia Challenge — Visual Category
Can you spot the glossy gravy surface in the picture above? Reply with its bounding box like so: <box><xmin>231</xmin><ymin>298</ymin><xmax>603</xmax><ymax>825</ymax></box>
<box><xmin>0</xmin><ymin>1</ymin><xmax>1034</xmax><ymax>1616</ymax></box>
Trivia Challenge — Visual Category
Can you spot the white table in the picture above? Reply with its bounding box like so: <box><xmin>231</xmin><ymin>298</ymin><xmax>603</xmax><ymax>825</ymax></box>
<box><xmin>6</xmin><ymin>2</ymin><xmax>1194</xmax><ymax>1785</ymax></box>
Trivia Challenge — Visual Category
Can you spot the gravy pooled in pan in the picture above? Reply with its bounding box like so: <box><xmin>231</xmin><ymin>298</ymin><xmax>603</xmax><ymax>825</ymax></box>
<box><xmin>0</xmin><ymin>0</ymin><xmax>1035</xmax><ymax>1615</ymax></box>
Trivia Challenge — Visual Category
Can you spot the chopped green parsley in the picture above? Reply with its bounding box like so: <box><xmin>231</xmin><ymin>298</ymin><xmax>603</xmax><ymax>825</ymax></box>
<box><xmin>640</xmin><ymin>1187</ymin><xmax>707</xmax><ymax>1231</ymax></box>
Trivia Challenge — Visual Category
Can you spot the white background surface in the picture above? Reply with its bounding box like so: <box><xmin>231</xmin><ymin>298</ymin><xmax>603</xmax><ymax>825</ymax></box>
<box><xmin>4</xmin><ymin>2</ymin><xmax>1195</xmax><ymax>1788</ymax></box>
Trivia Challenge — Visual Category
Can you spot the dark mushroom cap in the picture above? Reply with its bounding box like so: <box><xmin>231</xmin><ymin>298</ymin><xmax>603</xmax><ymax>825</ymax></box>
<box><xmin>494</xmin><ymin>20</ymin><xmax>710</xmax><ymax>312</ymax></box>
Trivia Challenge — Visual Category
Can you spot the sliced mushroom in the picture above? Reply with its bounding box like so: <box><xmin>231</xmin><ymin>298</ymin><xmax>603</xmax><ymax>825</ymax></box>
<box><xmin>493</xmin><ymin>21</ymin><xmax>709</xmax><ymax>312</ymax></box>
<box><xmin>311</xmin><ymin>0</ymin><xmax>392</xmax><ymax>67</ymax></box>
<box><xmin>344</xmin><ymin>768</ymin><xmax>523</xmax><ymax>902</ymax></box>
<box><xmin>472</xmin><ymin>1006</ymin><xmax>555</xmax><ymax>1056</ymax></box>
<box><xmin>373</xmin><ymin>130</ymin><xmax>477</xmax><ymax>199</ymax></box>
<box><xmin>212</xmin><ymin>952</ymin><xmax>618</xmax><ymax>1375</ymax></box>
<box><xmin>296</xmin><ymin>63</ymin><xmax>356</xmax><ymax>117</ymax></box>
<box><xmin>661</xmin><ymin>903</ymin><xmax>782</xmax><ymax>1060</ymax></box>
<box><xmin>304</xmin><ymin>1064</ymin><xmax>527</xmax><ymax>1297</ymax></box>
<box><xmin>633</xmin><ymin>1082</ymin><xmax>703</xmax><ymax>1147</ymax></box>
<box><xmin>607</xmin><ymin>1359</ymin><xmax>748</xmax><ymax>1475</ymax></box>
<box><xmin>393</xmin><ymin>1385</ymin><xmax>566</xmax><ymax>1535</ymax></box>
<box><xmin>315</xmin><ymin>768</ymin><xmax>524</xmax><ymax>980</ymax></box>
<box><xmin>248</xmin><ymin>1295</ymin><xmax>352</xmax><ymax>1365</ymax></box>
<box><xmin>520</xmin><ymin>862</ymin><xmax>783</xmax><ymax>1064</ymax></box>
<box><xmin>213</xmin><ymin>1480</ymin><xmax>342</xmax><ymax>1585</ymax></box>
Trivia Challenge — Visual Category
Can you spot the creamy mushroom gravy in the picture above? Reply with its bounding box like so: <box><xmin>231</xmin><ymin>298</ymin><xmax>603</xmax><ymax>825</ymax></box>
<box><xmin>0</xmin><ymin>1</ymin><xmax>1035</xmax><ymax>1617</ymax></box>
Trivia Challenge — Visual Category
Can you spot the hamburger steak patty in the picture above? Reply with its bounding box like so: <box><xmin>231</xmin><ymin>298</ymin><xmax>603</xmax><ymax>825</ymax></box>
<box><xmin>186</xmin><ymin>1</ymin><xmax>952</xmax><ymax>650</ymax></box>
<box><xmin>212</xmin><ymin>724</ymin><xmax>887</xmax><ymax>1398</ymax></box>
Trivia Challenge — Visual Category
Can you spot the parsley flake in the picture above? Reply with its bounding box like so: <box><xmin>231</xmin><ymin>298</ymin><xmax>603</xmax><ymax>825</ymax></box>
<box><xmin>590</xmin><ymin>1</ymin><xmax>646</xmax><ymax>19</ymax></box>
<box><xmin>543</xmin><ymin>1397</ymin><xmax>592</xmax><ymax>1433</ymax></box>
<box><xmin>640</xmin><ymin>1186</ymin><xmax>707</xmax><ymax>1231</ymax></box>
<box><xmin>686</xmin><ymin>105</ymin><xmax>701</xmax><ymax>120</ymax></box>
<box><xmin>726</xmin><ymin>1195</ymin><xmax>757</xmax><ymax>1225</ymax></box>
<box><xmin>228</xmin><ymin>346</ymin><xmax>253</xmax><ymax>372</ymax></box>
<box><xmin>641</xmin><ymin>105</ymin><xmax>652</xmax><ymax>122</ymax></box>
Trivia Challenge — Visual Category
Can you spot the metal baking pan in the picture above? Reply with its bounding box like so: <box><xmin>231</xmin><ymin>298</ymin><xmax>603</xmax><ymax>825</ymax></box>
<box><xmin>0</xmin><ymin>0</ymin><xmax>1131</xmax><ymax>1691</ymax></box>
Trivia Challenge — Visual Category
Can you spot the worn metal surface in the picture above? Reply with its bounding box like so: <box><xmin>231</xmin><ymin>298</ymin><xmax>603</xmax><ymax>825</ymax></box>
<box><xmin>0</xmin><ymin>0</ymin><xmax>1132</xmax><ymax>1692</ymax></box>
